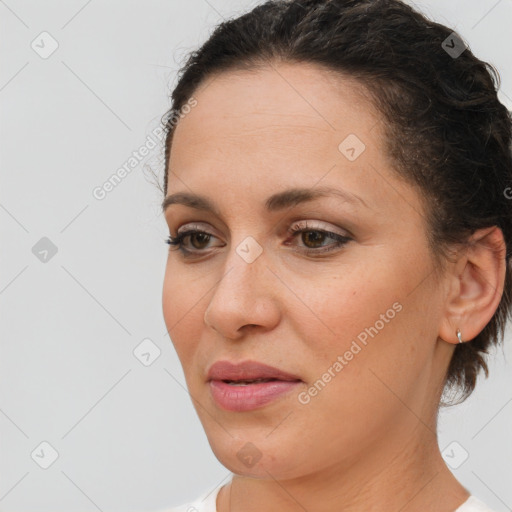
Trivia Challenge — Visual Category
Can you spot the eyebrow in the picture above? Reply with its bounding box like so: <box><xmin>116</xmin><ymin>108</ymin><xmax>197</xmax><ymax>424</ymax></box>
<box><xmin>161</xmin><ymin>185</ymin><xmax>368</xmax><ymax>215</ymax></box>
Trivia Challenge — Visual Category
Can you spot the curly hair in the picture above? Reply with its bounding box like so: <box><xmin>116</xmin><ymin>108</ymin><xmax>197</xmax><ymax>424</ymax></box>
<box><xmin>160</xmin><ymin>0</ymin><xmax>512</xmax><ymax>404</ymax></box>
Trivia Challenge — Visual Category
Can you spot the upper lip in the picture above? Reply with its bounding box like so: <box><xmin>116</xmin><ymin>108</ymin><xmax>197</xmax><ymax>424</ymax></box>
<box><xmin>207</xmin><ymin>360</ymin><xmax>302</xmax><ymax>382</ymax></box>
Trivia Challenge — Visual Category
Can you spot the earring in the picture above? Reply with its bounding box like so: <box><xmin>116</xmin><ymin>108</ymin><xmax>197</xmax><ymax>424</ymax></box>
<box><xmin>456</xmin><ymin>328</ymin><xmax>463</xmax><ymax>344</ymax></box>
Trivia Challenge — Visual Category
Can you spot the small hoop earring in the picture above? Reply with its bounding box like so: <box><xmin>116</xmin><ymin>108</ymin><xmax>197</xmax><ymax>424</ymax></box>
<box><xmin>456</xmin><ymin>328</ymin><xmax>463</xmax><ymax>344</ymax></box>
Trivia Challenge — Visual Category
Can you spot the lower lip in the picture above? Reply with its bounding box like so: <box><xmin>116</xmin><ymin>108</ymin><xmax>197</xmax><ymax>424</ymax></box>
<box><xmin>209</xmin><ymin>379</ymin><xmax>302</xmax><ymax>412</ymax></box>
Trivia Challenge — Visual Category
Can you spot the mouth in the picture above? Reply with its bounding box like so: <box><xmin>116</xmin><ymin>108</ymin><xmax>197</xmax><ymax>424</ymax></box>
<box><xmin>206</xmin><ymin>359</ymin><xmax>303</xmax><ymax>412</ymax></box>
<box><xmin>206</xmin><ymin>359</ymin><xmax>302</xmax><ymax>383</ymax></box>
<box><xmin>208</xmin><ymin>378</ymin><xmax>302</xmax><ymax>412</ymax></box>
<box><xmin>220</xmin><ymin>378</ymin><xmax>299</xmax><ymax>385</ymax></box>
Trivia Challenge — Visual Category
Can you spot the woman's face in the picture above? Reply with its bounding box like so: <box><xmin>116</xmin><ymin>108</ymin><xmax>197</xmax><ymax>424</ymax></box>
<box><xmin>162</xmin><ymin>62</ymin><xmax>452</xmax><ymax>479</ymax></box>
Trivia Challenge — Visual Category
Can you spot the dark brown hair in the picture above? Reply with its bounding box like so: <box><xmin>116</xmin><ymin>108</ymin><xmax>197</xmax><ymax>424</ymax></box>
<box><xmin>160</xmin><ymin>0</ymin><xmax>512</xmax><ymax>404</ymax></box>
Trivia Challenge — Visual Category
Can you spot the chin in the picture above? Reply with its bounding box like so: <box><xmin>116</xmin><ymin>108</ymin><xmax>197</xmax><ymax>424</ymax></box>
<box><xmin>206</xmin><ymin>431</ymin><xmax>306</xmax><ymax>480</ymax></box>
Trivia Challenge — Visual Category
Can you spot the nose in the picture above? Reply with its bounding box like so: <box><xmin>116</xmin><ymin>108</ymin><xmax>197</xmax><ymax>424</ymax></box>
<box><xmin>203</xmin><ymin>240</ymin><xmax>281</xmax><ymax>340</ymax></box>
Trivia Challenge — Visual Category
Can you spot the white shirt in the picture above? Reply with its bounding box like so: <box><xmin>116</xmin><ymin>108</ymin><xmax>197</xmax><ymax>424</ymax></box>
<box><xmin>163</xmin><ymin>477</ymin><xmax>499</xmax><ymax>512</ymax></box>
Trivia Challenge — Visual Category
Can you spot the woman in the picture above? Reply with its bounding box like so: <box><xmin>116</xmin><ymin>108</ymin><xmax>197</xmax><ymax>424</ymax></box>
<box><xmin>160</xmin><ymin>0</ymin><xmax>511</xmax><ymax>510</ymax></box>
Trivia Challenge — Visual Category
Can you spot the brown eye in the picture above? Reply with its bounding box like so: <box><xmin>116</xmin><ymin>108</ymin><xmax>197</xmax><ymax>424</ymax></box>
<box><xmin>190</xmin><ymin>232</ymin><xmax>211</xmax><ymax>249</ymax></box>
<box><xmin>285</xmin><ymin>222</ymin><xmax>352</xmax><ymax>255</ymax></box>
<box><xmin>166</xmin><ymin>229</ymin><xmax>218</xmax><ymax>255</ymax></box>
<box><xmin>301</xmin><ymin>230</ymin><xmax>327</xmax><ymax>248</ymax></box>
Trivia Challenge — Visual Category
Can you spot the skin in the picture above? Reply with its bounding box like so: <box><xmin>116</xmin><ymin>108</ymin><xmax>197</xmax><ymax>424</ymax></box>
<box><xmin>162</xmin><ymin>61</ymin><xmax>506</xmax><ymax>512</ymax></box>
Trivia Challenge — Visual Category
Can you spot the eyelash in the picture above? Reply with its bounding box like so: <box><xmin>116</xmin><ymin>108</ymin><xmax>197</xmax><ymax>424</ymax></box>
<box><xmin>165</xmin><ymin>222</ymin><xmax>352</xmax><ymax>257</ymax></box>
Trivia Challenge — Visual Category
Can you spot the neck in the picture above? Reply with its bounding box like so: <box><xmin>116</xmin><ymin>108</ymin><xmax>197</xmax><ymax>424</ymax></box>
<box><xmin>217</xmin><ymin>422</ymin><xmax>469</xmax><ymax>512</ymax></box>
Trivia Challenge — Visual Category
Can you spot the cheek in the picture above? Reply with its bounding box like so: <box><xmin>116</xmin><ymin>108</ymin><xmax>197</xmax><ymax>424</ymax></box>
<box><xmin>289</xmin><ymin>267</ymin><xmax>402</xmax><ymax>350</ymax></box>
<box><xmin>162</xmin><ymin>262</ymin><xmax>206</xmax><ymax>363</ymax></box>
<box><xmin>290</xmin><ymin>257</ymin><xmax>435</xmax><ymax>393</ymax></box>
<box><xmin>162</xmin><ymin>257</ymin><xmax>209</xmax><ymax>322</ymax></box>
<box><xmin>284</xmin><ymin>290</ymin><xmax>425</xmax><ymax>457</ymax></box>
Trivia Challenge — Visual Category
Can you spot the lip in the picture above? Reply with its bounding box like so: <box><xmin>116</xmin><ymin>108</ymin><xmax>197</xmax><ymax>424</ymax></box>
<box><xmin>209</xmin><ymin>380</ymin><xmax>301</xmax><ymax>412</ymax></box>
<box><xmin>206</xmin><ymin>359</ymin><xmax>303</xmax><ymax>412</ymax></box>
<box><xmin>206</xmin><ymin>359</ymin><xmax>302</xmax><ymax>382</ymax></box>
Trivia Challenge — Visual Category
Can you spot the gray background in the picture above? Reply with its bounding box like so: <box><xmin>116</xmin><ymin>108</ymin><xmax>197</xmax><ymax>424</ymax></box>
<box><xmin>0</xmin><ymin>1</ymin><xmax>511</xmax><ymax>511</ymax></box>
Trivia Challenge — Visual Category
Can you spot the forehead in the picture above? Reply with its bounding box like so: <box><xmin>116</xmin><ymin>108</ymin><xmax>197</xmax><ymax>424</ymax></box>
<box><xmin>172</xmin><ymin>61</ymin><xmax>378</xmax><ymax>152</ymax></box>
<box><xmin>166</xmin><ymin>62</ymin><xmax>420</xmax><ymax>223</ymax></box>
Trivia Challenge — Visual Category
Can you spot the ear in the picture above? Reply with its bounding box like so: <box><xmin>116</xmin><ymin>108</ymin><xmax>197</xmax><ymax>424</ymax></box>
<box><xmin>439</xmin><ymin>226</ymin><xmax>507</xmax><ymax>344</ymax></box>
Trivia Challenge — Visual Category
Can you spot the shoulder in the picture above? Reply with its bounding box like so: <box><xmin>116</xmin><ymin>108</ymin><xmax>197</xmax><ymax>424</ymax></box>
<box><xmin>455</xmin><ymin>495</ymin><xmax>500</xmax><ymax>512</ymax></box>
